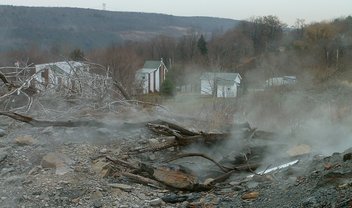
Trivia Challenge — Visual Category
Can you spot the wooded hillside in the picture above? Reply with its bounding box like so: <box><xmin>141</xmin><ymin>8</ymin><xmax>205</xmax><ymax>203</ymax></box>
<box><xmin>0</xmin><ymin>5</ymin><xmax>238</xmax><ymax>52</ymax></box>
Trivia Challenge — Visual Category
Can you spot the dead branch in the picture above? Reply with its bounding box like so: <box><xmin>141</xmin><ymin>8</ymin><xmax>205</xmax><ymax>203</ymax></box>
<box><xmin>113</xmin><ymin>81</ymin><xmax>131</xmax><ymax>100</ymax></box>
<box><xmin>233</xmin><ymin>162</ymin><xmax>261</xmax><ymax>171</ymax></box>
<box><xmin>0</xmin><ymin>72</ymin><xmax>10</xmax><ymax>85</ymax></box>
<box><xmin>0</xmin><ymin>67</ymin><xmax>38</xmax><ymax>100</ymax></box>
<box><xmin>110</xmin><ymin>100</ymin><xmax>169</xmax><ymax>110</ymax></box>
<box><xmin>121</xmin><ymin>172</ymin><xmax>164</xmax><ymax>188</ymax></box>
<box><xmin>0</xmin><ymin>71</ymin><xmax>15</xmax><ymax>91</ymax></box>
<box><xmin>154</xmin><ymin>120</ymin><xmax>199</xmax><ymax>136</ymax></box>
<box><xmin>129</xmin><ymin>137</ymin><xmax>178</xmax><ymax>154</ymax></box>
<box><xmin>165</xmin><ymin>153</ymin><xmax>231</xmax><ymax>172</ymax></box>
<box><xmin>105</xmin><ymin>156</ymin><xmax>138</xmax><ymax>170</ymax></box>
<box><xmin>147</xmin><ymin>123</ymin><xmax>184</xmax><ymax>139</ymax></box>
<box><xmin>209</xmin><ymin>170</ymin><xmax>236</xmax><ymax>185</ymax></box>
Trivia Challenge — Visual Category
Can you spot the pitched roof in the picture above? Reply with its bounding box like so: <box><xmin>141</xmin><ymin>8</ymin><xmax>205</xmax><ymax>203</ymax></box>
<box><xmin>35</xmin><ymin>61</ymin><xmax>85</xmax><ymax>74</ymax></box>
<box><xmin>143</xmin><ymin>60</ymin><xmax>162</xmax><ymax>69</ymax></box>
<box><xmin>200</xmin><ymin>72</ymin><xmax>241</xmax><ymax>82</ymax></box>
<box><xmin>137</xmin><ymin>68</ymin><xmax>157</xmax><ymax>74</ymax></box>
<box><xmin>137</xmin><ymin>60</ymin><xmax>167</xmax><ymax>74</ymax></box>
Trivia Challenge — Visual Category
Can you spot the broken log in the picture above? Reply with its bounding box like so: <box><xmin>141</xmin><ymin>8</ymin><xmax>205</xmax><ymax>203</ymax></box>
<box><xmin>138</xmin><ymin>163</ymin><xmax>211</xmax><ymax>191</ymax></box>
<box><xmin>105</xmin><ymin>156</ymin><xmax>138</xmax><ymax>170</ymax></box>
<box><xmin>153</xmin><ymin>120</ymin><xmax>199</xmax><ymax>136</ymax></box>
<box><xmin>165</xmin><ymin>153</ymin><xmax>231</xmax><ymax>172</ymax></box>
<box><xmin>146</xmin><ymin>121</ymin><xmax>231</xmax><ymax>147</ymax></box>
<box><xmin>130</xmin><ymin>137</ymin><xmax>178</xmax><ymax>154</ymax></box>
<box><xmin>0</xmin><ymin>111</ymin><xmax>105</xmax><ymax>127</ymax></box>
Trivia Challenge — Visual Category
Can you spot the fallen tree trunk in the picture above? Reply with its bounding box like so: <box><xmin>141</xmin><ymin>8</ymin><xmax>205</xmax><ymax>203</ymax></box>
<box><xmin>146</xmin><ymin>120</ymin><xmax>231</xmax><ymax>148</ymax></box>
<box><xmin>0</xmin><ymin>111</ymin><xmax>105</xmax><ymax>127</ymax></box>
<box><xmin>113</xmin><ymin>81</ymin><xmax>131</xmax><ymax>100</ymax></box>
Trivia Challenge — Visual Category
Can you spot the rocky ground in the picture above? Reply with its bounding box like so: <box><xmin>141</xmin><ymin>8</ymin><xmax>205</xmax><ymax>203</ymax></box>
<box><xmin>1</xmin><ymin>109</ymin><xmax>352</xmax><ymax>208</ymax></box>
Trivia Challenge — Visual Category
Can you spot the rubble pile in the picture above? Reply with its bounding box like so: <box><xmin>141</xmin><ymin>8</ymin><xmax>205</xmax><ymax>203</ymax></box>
<box><xmin>0</xmin><ymin>109</ymin><xmax>351</xmax><ymax>208</ymax></box>
<box><xmin>1</xmin><ymin>66</ymin><xmax>351</xmax><ymax>207</ymax></box>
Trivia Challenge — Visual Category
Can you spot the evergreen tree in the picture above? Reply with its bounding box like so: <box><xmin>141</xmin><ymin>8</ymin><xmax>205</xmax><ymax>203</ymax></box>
<box><xmin>197</xmin><ymin>35</ymin><xmax>208</xmax><ymax>55</ymax></box>
<box><xmin>160</xmin><ymin>77</ymin><xmax>175</xmax><ymax>97</ymax></box>
<box><xmin>69</xmin><ymin>48</ymin><xmax>85</xmax><ymax>61</ymax></box>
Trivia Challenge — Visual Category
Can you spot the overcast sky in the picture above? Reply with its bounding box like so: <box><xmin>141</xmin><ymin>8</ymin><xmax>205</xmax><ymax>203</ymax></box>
<box><xmin>2</xmin><ymin>0</ymin><xmax>351</xmax><ymax>26</ymax></box>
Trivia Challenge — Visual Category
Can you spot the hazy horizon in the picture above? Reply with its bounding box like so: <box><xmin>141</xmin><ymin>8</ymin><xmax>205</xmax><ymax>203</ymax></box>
<box><xmin>1</xmin><ymin>0</ymin><xmax>352</xmax><ymax>26</ymax></box>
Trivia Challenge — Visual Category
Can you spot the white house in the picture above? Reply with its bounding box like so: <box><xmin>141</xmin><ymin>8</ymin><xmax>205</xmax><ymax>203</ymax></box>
<box><xmin>135</xmin><ymin>59</ymin><xmax>167</xmax><ymax>94</ymax></box>
<box><xmin>265</xmin><ymin>76</ymin><xmax>296</xmax><ymax>87</ymax></box>
<box><xmin>200</xmin><ymin>72</ymin><xmax>241</xmax><ymax>98</ymax></box>
<box><xmin>34</xmin><ymin>61</ymin><xmax>86</xmax><ymax>90</ymax></box>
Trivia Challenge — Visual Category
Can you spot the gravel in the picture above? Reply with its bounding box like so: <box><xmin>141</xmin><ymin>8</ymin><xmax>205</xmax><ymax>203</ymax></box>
<box><xmin>0</xmin><ymin>112</ymin><xmax>351</xmax><ymax>208</ymax></box>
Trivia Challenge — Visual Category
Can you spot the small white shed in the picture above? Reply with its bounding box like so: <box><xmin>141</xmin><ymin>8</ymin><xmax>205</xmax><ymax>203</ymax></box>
<box><xmin>135</xmin><ymin>59</ymin><xmax>167</xmax><ymax>94</ymax></box>
<box><xmin>265</xmin><ymin>76</ymin><xmax>296</xmax><ymax>87</ymax></box>
<box><xmin>200</xmin><ymin>72</ymin><xmax>241</xmax><ymax>98</ymax></box>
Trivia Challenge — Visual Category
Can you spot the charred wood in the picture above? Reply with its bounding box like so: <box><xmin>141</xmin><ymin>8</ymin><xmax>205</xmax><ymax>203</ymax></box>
<box><xmin>164</xmin><ymin>153</ymin><xmax>231</xmax><ymax>172</ymax></box>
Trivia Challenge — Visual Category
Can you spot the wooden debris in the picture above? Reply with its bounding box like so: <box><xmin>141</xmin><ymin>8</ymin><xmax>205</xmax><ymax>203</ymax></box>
<box><xmin>165</xmin><ymin>153</ymin><xmax>231</xmax><ymax>172</ymax></box>
<box><xmin>133</xmin><ymin>163</ymin><xmax>211</xmax><ymax>191</ymax></box>
<box><xmin>113</xmin><ymin>81</ymin><xmax>131</xmax><ymax>100</ymax></box>
<box><xmin>0</xmin><ymin>111</ymin><xmax>105</xmax><ymax>127</ymax></box>
<box><xmin>105</xmin><ymin>156</ymin><xmax>138</xmax><ymax>170</ymax></box>
<box><xmin>241</xmin><ymin>191</ymin><xmax>259</xmax><ymax>200</ymax></box>
<box><xmin>106</xmin><ymin>119</ymin><xmax>300</xmax><ymax>192</ymax></box>
<box><xmin>130</xmin><ymin>137</ymin><xmax>178</xmax><ymax>154</ymax></box>
<box><xmin>121</xmin><ymin>172</ymin><xmax>164</xmax><ymax>188</ymax></box>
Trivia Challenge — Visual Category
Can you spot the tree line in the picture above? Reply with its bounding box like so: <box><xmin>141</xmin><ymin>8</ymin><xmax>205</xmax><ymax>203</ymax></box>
<box><xmin>1</xmin><ymin>15</ymin><xmax>352</xmax><ymax>93</ymax></box>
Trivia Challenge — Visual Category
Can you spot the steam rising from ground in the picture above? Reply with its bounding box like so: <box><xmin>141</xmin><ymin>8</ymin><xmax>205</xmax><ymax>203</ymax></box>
<box><xmin>162</xmin><ymin>82</ymin><xmax>352</xmax><ymax>176</ymax></box>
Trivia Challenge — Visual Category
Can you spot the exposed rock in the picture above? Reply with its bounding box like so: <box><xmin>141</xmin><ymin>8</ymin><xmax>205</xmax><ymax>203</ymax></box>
<box><xmin>0</xmin><ymin>167</ymin><xmax>15</xmax><ymax>176</ymax></box>
<box><xmin>90</xmin><ymin>190</ymin><xmax>103</xmax><ymax>200</ymax></box>
<box><xmin>4</xmin><ymin>175</ymin><xmax>25</xmax><ymax>185</ymax></box>
<box><xmin>41</xmin><ymin>126</ymin><xmax>54</xmax><ymax>134</ymax></box>
<box><xmin>93</xmin><ymin>200</ymin><xmax>103</xmax><ymax>208</ymax></box>
<box><xmin>323</xmin><ymin>162</ymin><xmax>333</xmax><ymax>170</ymax></box>
<box><xmin>148</xmin><ymin>198</ymin><xmax>163</xmax><ymax>206</ymax></box>
<box><xmin>246</xmin><ymin>181</ymin><xmax>259</xmax><ymax>189</ymax></box>
<box><xmin>99</xmin><ymin>148</ymin><xmax>108</xmax><ymax>154</ymax></box>
<box><xmin>148</xmin><ymin>138</ymin><xmax>159</xmax><ymax>144</ymax></box>
<box><xmin>14</xmin><ymin>135</ymin><xmax>35</xmax><ymax>146</ymax></box>
<box><xmin>343</xmin><ymin>148</ymin><xmax>352</xmax><ymax>161</ymax></box>
<box><xmin>108</xmin><ymin>183</ymin><xmax>133</xmax><ymax>192</ymax></box>
<box><xmin>0</xmin><ymin>128</ymin><xmax>6</xmax><ymax>137</ymax></box>
<box><xmin>302</xmin><ymin>197</ymin><xmax>318</xmax><ymax>207</ymax></box>
<box><xmin>162</xmin><ymin>193</ymin><xmax>189</xmax><ymax>204</ymax></box>
<box><xmin>28</xmin><ymin>166</ymin><xmax>42</xmax><ymax>175</ymax></box>
<box><xmin>41</xmin><ymin>152</ymin><xmax>73</xmax><ymax>175</ymax></box>
<box><xmin>0</xmin><ymin>152</ymin><xmax>7</xmax><ymax>163</ymax></box>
